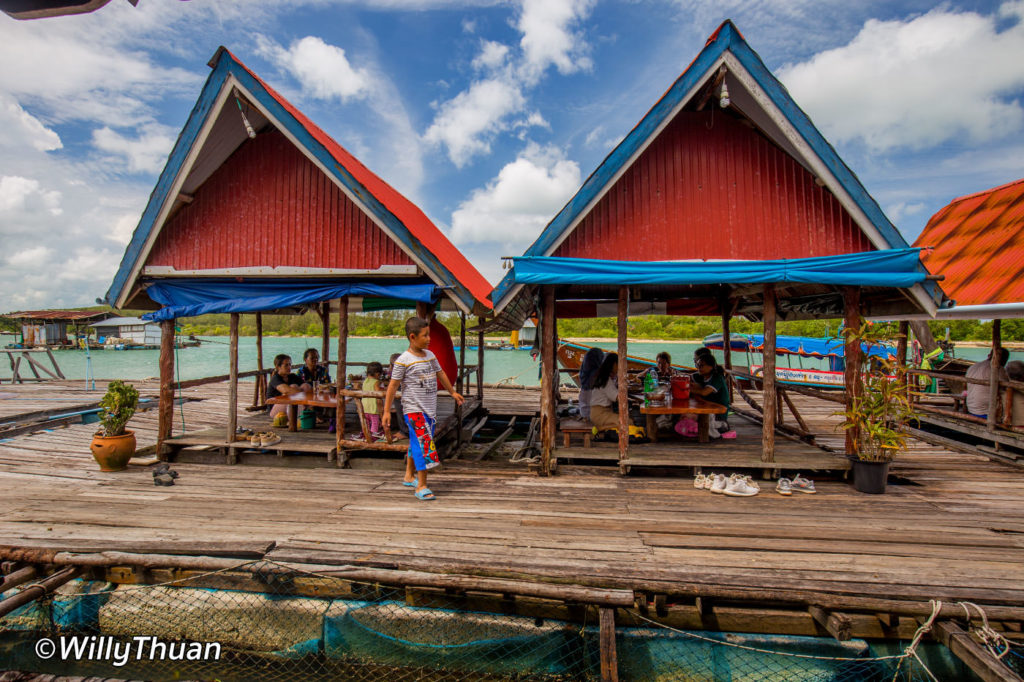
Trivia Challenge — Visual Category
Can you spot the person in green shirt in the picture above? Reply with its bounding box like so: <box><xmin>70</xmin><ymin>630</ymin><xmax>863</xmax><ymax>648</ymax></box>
<box><xmin>691</xmin><ymin>350</ymin><xmax>736</xmax><ymax>439</ymax></box>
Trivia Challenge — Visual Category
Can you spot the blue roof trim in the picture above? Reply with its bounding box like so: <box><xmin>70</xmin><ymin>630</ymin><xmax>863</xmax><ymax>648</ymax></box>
<box><xmin>491</xmin><ymin>268</ymin><xmax>518</xmax><ymax>309</ymax></box>
<box><xmin>106</xmin><ymin>49</ymin><xmax>481</xmax><ymax>314</ymax></box>
<box><xmin>509</xmin><ymin>21</ymin><xmax>946</xmax><ymax>307</ymax></box>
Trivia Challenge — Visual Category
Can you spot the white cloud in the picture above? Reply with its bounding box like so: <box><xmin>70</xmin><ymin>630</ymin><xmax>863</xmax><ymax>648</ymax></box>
<box><xmin>516</xmin><ymin>0</ymin><xmax>595</xmax><ymax>83</ymax></box>
<box><xmin>472</xmin><ymin>40</ymin><xmax>510</xmax><ymax>71</ymax></box>
<box><xmin>261</xmin><ymin>35</ymin><xmax>371</xmax><ymax>102</ymax></box>
<box><xmin>0</xmin><ymin>94</ymin><xmax>61</xmax><ymax>153</ymax></box>
<box><xmin>6</xmin><ymin>246</ymin><xmax>54</xmax><ymax>268</ymax></box>
<box><xmin>108</xmin><ymin>214</ymin><xmax>139</xmax><ymax>246</ymax></box>
<box><xmin>92</xmin><ymin>124</ymin><xmax>176</xmax><ymax>174</ymax></box>
<box><xmin>886</xmin><ymin>201</ymin><xmax>926</xmax><ymax>224</ymax></box>
<box><xmin>0</xmin><ymin>4</ymin><xmax>198</xmax><ymax>127</ymax></box>
<box><xmin>424</xmin><ymin>78</ymin><xmax>528</xmax><ymax>167</ymax></box>
<box><xmin>426</xmin><ymin>0</ymin><xmax>594</xmax><ymax>166</ymax></box>
<box><xmin>450</xmin><ymin>142</ymin><xmax>580</xmax><ymax>248</ymax></box>
<box><xmin>0</xmin><ymin>176</ymin><xmax>61</xmax><ymax>216</ymax></box>
<box><xmin>779</xmin><ymin>3</ymin><xmax>1024</xmax><ymax>151</ymax></box>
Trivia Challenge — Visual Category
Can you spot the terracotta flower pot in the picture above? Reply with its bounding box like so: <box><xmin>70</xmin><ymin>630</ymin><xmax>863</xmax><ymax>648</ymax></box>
<box><xmin>90</xmin><ymin>430</ymin><xmax>136</xmax><ymax>472</ymax></box>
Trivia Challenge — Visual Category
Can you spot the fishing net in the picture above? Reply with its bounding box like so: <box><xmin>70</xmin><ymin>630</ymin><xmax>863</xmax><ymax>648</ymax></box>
<box><xmin>0</xmin><ymin>561</ymin><xmax>960</xmax><ymax>681</ymax></box>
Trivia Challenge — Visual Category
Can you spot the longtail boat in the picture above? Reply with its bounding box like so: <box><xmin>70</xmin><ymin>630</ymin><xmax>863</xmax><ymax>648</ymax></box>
<box><xmin>703</xmin><ymin>333</ymin><xmax>896</xmax><ymax>389</ymax></box>
<box><xmin>557</xmin><ymin>341</ymin><xmax>694</xmax><ymax>386</ymax></box>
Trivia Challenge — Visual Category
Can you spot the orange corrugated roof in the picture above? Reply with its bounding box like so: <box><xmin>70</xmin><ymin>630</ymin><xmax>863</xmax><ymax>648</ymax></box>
<box><xmin>915</xmin><ymin>177</ymin><xmax>1024</xmax><ymax>306</ymax></box>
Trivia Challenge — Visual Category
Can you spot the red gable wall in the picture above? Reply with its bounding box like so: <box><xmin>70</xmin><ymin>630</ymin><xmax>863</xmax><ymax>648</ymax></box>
<box><xmin>146</xmin><ymin>129</ymin><xmax>415</xmax><ymax>271</ymax></box>
<box><xmin>552</xmin><ymin>110</ymin><xmax>873</xmax><ymax>260</ymax></box>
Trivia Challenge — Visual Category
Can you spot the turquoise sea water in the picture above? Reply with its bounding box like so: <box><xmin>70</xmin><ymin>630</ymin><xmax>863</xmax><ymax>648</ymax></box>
<box><xmin>1</xmin><ymin>336</ymin><xmax>1010</xmax><ymax>386</ymax></box>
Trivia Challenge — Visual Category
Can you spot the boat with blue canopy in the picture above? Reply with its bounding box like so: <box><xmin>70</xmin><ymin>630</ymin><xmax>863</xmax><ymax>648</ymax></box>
<box><xmin>703</xmin><ymin>333</ymin><xmax>896</xmax><ymax>389</ymax></box>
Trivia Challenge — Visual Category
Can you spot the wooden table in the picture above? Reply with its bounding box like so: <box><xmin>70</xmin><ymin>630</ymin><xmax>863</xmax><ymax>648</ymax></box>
<box><xmin>640</xmin><ymin>396</ymin><xmax>727</xmax><ymax>443</ymax></box>
<box><xmin>266</xmin><ymin>390</ymin><xmax>337</xmax><ymax>432</ymax></box>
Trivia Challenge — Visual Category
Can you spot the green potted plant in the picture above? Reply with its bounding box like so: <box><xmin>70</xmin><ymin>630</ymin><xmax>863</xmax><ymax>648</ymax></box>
<box><xmin>836</xmin><ymin>322</ymin><xmax>917</xmax><ymax>494</ymax></box>
<box><xmin>89</xmin><ymin>380</ymin><xmax>140</xmax><ymax>472</ymax></box>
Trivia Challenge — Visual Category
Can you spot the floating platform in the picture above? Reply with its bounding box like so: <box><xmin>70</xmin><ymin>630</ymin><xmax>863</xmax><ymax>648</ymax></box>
<box><xmin>0</xmin><ymin>378</ymin><xmax>1021</xmax><ymax>641</ymax></box>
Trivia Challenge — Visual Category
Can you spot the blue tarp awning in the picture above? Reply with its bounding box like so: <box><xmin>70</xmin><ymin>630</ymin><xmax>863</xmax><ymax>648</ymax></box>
<box><xmin>140</xmin><ymin>280</ymin><xmax>440</xmax><ymax>321</ymax></box>
<box><xmin>510</xmin><ymin>249</ymin><xmax>927</xmax><ymax>288</ymax></box>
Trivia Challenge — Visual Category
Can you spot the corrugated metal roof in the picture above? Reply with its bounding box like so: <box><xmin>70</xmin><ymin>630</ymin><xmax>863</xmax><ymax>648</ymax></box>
<box><xmin>2</xmin><ymin>310</ymin><xmax>112</xmax><ymax>321</ymax></box>
<box><xmin>106</xmin><ymin>48</ymin><xmax>492</xmax><ymax>315</ymax></box>
<box><xmin>145</xmin><ymin>129</ymin><xmax>416</xmax><ymax>271</ymax></box>
<box><xmin>89</xmin><ymin>317</ymin><xmax>154</xmax><ymax>327</ymax></box>
<box><xmin>550</xmin><ymin>110</ymin><xmax>873</xmax><ymax>261</ymax></box>
<box><xmin>228</xmin><ymin>50</ymin><xmax>493</xmax><ymax>310</ymax></box>
<box><xmin>915</xmin><ymin>177</ymin><xmax>1024</xmax><ymax>306</ymax></box>
<box><xmin>490</xmin><ymin>19</ymin><xmax>948</xmax><ymax>317</ymax></box>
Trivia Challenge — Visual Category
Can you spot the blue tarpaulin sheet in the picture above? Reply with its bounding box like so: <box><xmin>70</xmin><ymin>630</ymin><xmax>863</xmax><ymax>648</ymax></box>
<box><xmin>141</xmin><ymin>280</ymin><xmax>439</xmax><ymax>321</ymax></box>
<box><xmin>511</xmin><ymin>249</ymin><xmax>927</xmax><ymax>288</ymax></box>
<box><xmin>705</xmin><ymin>333</ymin><xmax>895</xmax><ymax>361</ymax></box>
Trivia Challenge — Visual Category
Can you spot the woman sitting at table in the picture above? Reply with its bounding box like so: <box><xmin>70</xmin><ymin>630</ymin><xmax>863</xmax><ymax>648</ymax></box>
<box><xmin>578</xmin><ymin>346</ymin><xmax>605</xmax><ymax>421</ymax></box>
<box><xmin>690</xmin><ymin>351</ymin><xmax>736</xmax><ymax>439</ymax></box>
<box><xmin>590</xmin><ymin>352</ymin><xmax>627</xmax><ymax>433</ymax></box>
<box><xmin>268</xmin><ymin>354</ymin><xmax>303</xmax><ymax>419</ymax></box>
<box><xmin>296</xmin><ymin>348</ymin><xmax>331</xmax><ymax>386</ymax></box>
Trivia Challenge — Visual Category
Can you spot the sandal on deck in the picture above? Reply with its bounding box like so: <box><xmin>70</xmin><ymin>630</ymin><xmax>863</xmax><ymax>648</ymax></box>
<box><xmin>414</xmin><ymin>488</ymin><xmax>436</xmax><ymax>501</ymax></box>
<box><xmin>402</xmin><ymin>480</ymin><xmax>416</xmax><ymax>487</ymax></box>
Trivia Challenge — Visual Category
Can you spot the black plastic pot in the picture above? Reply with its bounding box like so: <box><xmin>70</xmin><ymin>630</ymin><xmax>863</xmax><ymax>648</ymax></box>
<box><xmin>851</xmin><ymin>459</ymin><xmax>890</xmax><ymax>494</ymax></box>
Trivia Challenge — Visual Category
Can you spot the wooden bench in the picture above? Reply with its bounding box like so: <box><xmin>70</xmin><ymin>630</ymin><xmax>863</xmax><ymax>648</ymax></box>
<box><xmin>559</xmin><ymin>419</ymin><xmax>593</xmax><ymax>448</ymax></box>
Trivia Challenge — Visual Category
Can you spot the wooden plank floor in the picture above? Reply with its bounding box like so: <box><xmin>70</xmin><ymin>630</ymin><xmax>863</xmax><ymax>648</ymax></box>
<box><xmin>0</xmin><ymin>380</ymin><xmax>1022</xmax><ymax>616</ymax></box>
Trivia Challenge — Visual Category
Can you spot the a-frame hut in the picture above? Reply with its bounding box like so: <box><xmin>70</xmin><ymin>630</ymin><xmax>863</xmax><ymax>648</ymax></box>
<box><xmin>489</xmin><ymin>21</ymin><xmax>950</xmax><ymax>475</ymax></box>
<box><xmin>105</xmin><ymin>47</ymin><xmax>492</xmax><ymax>461</ymax></box>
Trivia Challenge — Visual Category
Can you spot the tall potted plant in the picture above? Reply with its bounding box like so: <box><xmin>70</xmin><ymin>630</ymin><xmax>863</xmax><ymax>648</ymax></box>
<box><xmin>89</xmin><ymin>380</ymin><xmax>139</xmax><ymax>472</ymax></box>
<box><xmin>836</xmin><ymin>323</ymin><xmax>917</xmax><ymax>494</ymax></box>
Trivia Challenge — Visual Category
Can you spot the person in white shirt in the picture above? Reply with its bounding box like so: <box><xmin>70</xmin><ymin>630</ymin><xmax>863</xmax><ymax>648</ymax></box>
<box><xmin>589</xmin><ymin>352</ymin><xmax>625</xmax><ymax>432</ymax></box>
<box><xmin>965</xmin><ymin>348</ymin><xmax>1009</xmax><ymax>419</ymax></box>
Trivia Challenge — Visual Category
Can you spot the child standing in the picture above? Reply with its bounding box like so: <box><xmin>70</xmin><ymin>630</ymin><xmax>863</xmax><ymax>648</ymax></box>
<box><xmin>383</xmin><ymin>317</ymin><xmax>464</xmax><ymax>500</ymax></box>
<box><xmin>361</xmin><ymin>362</ymin><xmax>385</xmax><ymax>441</ymax></box>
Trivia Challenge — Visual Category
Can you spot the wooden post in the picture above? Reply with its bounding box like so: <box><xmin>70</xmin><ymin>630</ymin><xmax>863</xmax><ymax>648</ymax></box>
<box><xmin>989</xmin><ymin>319</ymin><xmax>1002</xmax><ymax>431</ymax></box>
<box><xmin>226</xmin><ymin>313</ymin><xmax>239</xmax><ymax>446</ymax></box>
<box><xmin>337</xmin><ymin>296</ymin><xmax>349</xmax><ymax>419</ymax></box>
<box><xmin>761</xmin><ymin>285</ymin><xmax>776</xmax><ymax>463</ymax></box>
<box><xmin>458</xmin><ymin>313</ymin><xmax>467</xmax><ymax>395</ymax></box>
<box><xmin>617</xmin><ymin>286</ymin><xmax>629</xmax><ymax>464</ymax></box>
<box><xmin>843</xmin><ymin>287</ymin><xmax>861</xmax><ymax>456</ymax></box>
<box><xmin>540</xmin><ymin>287</ymin><xmax>557</xmax><ymax>476</ymax></box>
<box><xmin>477</xmin><ymin>318</ymin><xmax>485</xmax><ymax>400</ymax></box>
<box><xmin>896</xmin><ymin>321</ymin><xmax>909</xmax><ymax>368</ymax></box>
<box><xmin>320</xmin><ymin>301</ymin><xmax>330</xmax><ymax>363</ymax></box>
<box><xmin>599</xmin><ymin>607</ymin><xmax>619</xmax><ymax>682</ymax></box>
<box><xmin>254</xmin><ymin>312</ymin><xmax>265</xmax><ymax>407</ymax></box>
<box><xmin>157</xmin><ymin>319</ymin><xmax>175</xmax><ymax>460</ymax></box>
<box><xmin>933</xmin><ymin>620</ymin><xmax>1021</xmax><ymax>682</ymax></box>
<box><xmin>721</xmin><ymin>299</ymin><xmax>732</xmax><ymax>371</ymax></box>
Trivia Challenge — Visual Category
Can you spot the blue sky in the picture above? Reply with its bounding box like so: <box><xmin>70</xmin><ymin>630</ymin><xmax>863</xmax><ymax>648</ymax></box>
<box><xmin>1</xmin><ymin>0</ymin><xmax>1023</xmax><ymax>310</ymax></box>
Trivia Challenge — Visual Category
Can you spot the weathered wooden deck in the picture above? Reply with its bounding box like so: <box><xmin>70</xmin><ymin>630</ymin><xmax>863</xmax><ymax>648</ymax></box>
<box><xmin>1</xmin><ymin>379</ymin><xmax>1023</xmax><ymax>640</ymax></box>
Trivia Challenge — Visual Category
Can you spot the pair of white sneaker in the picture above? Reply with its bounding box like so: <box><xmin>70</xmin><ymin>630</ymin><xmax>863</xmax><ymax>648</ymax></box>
<box><xmin>694</xmin><ymin>472</ymin><xmax>759</xmax><ymax>497</ymax></box>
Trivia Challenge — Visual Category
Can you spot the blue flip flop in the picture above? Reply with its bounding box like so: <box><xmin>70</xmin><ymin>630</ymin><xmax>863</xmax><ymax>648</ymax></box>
<box><xmin>414</xmin><ymin>488</ymin><xmax>436</xmax><ymax>501</ymax></box>
<box><xmin>402</xmin><ymin>480</ymin><xmax>416</xmax><ymax>487</ymax></box>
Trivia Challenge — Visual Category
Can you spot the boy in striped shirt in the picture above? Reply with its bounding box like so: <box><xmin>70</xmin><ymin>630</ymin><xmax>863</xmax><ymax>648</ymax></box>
<box><xmin>383</xmin><ymin>317</ymin><xmax>463</xmax><ymax>500</ymax></box>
